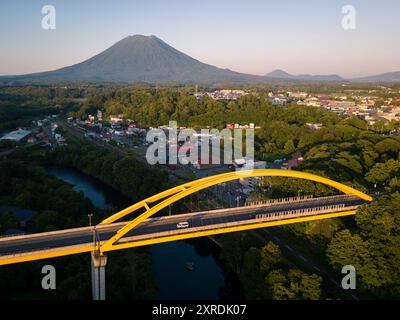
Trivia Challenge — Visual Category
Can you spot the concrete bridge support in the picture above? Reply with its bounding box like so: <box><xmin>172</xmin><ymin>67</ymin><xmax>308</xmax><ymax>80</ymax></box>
<box><xmin>91</xmin><ymin>251</ymin><xmax>107</xmax><ymax>300</ymax></box>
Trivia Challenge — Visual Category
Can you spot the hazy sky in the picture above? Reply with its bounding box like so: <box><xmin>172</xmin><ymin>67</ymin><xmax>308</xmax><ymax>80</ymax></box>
<box><xmin>0</xmin><ymin>0</ymin><xmax>399</xmax><ymax>77</ymax></box>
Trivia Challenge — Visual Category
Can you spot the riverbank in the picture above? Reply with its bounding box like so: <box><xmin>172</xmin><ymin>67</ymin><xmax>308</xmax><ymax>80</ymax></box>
<box><xmin>45</xmin><ymin>165</ymin><xmax>232</xmax><ymax>299</ymax></box>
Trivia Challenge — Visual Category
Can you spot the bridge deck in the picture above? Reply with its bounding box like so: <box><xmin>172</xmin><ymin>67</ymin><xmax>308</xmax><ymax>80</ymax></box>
<box><xmin>0</xmin><ymin>195</ymin><xmax>368</xmax><ymax>265</ymax></box>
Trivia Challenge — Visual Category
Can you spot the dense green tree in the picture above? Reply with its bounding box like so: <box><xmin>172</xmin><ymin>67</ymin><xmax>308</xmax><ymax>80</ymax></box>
<box><xmin>260</xmin><ymin>241</ymin><xmax>282</xmax><ymax>273</ymax></box>
<box><xmin>266</xmin><ymin>269</ymin><xmax>322</xmax><ymax>300</ymax></box>
<box><xmin>327</xmin><ymin>193</ymin><xmax>400</xmax><ymax>297</ymax></box>
<box><xmin>284</xmin><ymin>139</ymin><xmax>296</xmax><ymax>155</ymax></box>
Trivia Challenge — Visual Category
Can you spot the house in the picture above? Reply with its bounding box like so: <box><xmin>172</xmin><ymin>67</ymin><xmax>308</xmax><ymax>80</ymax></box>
<box><xmin>235</xmin><ymin>159</ymin><xmax>267</xmax><ymax>193</ymax></box>
<box><xmin>306</xmin><ymin>123</ymin><xmax>323</xmax><ymax>130</ymax></box>
<box><xmin>268</xmin><ymin>96</ymin><xmax>287</xmax><ymax>106</ymax></box>
<box><xmin>110</xmin><ymin>115</ymin><xmax>124</xmax><ymax>123</ymax></box>
<box><xmin>282</xmin><ymin>152</ymin><xmax>304</xmax><ymax>170</ymax></box>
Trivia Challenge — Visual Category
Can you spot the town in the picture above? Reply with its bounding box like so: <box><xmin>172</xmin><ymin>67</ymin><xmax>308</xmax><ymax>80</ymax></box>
<box><xmin>1</xmin><ymin>0</ymin><xmax>400</xmax><ymax>309</ymax></box>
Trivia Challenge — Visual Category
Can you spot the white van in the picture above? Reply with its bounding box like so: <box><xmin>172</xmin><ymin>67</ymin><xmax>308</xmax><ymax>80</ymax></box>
<box><xmin>176</xmin><ymin>221</ymin><xmax>189</xmax><ymax>229</ymax></box>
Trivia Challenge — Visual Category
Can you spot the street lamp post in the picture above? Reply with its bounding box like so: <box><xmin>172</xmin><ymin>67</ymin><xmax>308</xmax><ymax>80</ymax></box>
<box><xmin>88</xmin><ymin>213</ymin><xmax>93</xmax><ymax>226</ymax></box>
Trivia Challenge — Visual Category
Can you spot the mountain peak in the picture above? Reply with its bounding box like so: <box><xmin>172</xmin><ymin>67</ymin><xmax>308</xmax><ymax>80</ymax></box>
<box><xmin>117</xmin><ymin>34</ymin><xmax>164</xmax><ymax>46</ymax></box>
<box><xmin>2</xmin><ymin>35</ymin><xmax>262</xmax><ymax>84</ymax></box>
<box><xmin>265</xmin><ymin>69</ymin><xmax>293</xmax><ymax>78</ymax></box>
<box><xmin>124</xmin><ymin>34</ymin><xmax>159</xmax><ymax>41</ymax></box>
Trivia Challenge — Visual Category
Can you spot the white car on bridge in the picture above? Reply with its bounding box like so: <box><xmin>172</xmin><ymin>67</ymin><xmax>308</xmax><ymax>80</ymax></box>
<box><xmin>176</xmin><ymin>222</ymin><xmax>189</xmax><ymax>229</ymax></box>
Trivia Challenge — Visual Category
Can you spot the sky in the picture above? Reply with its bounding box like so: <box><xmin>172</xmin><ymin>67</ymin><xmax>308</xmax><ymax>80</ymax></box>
<box><xmin>0</xmin><ymin>0</ymin><xmax>399</xmax><ymax>78</ymax></box>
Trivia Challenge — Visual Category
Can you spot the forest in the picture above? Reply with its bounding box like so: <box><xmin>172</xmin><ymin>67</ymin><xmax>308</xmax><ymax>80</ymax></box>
<box><xmin>0</xmin><ymin>85</ymin><xmax>399</xmax><ymax>299</ymax></box>
<box><xmin>0</xmin><ymin>139</ymin><xmax>168</xmax><ymax>299</ymax></box>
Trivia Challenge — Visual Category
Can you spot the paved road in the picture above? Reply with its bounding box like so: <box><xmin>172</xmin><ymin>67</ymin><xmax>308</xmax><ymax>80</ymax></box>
<box><xmin>0</xmin><ymin>195</ymin><xmax>367</xmax><ymax>257</ymax></box>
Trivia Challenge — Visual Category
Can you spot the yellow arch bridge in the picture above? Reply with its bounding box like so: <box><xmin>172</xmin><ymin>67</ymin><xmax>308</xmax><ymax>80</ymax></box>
<box><xmin>0</xmin><ymin>169</ymin><xmax>374</xmax><ymax>299</ymax></box>
<box><xmin>0</xmin><ymin>169</ymin><xmax>372</xmax><ymax>267</ymax></box>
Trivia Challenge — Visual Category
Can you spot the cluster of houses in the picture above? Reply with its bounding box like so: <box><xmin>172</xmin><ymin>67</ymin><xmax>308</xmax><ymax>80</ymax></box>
<box><xmin>0</xmin><ymin>115</ymin><xmax>67</xmax><ymax>148</ymax></box>
<box><xmin>195</xmin><ymin>89</ymin><xmax>248</xmax><ymax>101</ymax></box>
<box><xmin>298</xmin><ymin>96</ymin><xmax>400</xmax><ymax>126</ymax></box>
<box><xmin>268</xmin><ymin>90</ymin><xmax>400</xmax><ymax>128</ymax></box>
<box><xmin>226</xmin><ymin>123</ymin><xmax>261</xmax><ymax>129</ymax></box>
<box><xmin>68</xmin><ymin>112</ymin><xmax>146</xmax><ymax>147</ymax></box>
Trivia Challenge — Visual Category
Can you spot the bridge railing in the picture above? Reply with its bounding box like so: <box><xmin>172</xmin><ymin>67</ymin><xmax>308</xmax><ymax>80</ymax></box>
<box><xmin>245</xmin><ymin>194</ymin><xmax>357</xmax><ymax>207</ymax></box>
<box><xmin>254</xmin><ymin>204</ymin><xmax>353</xmax><ymax>220</ymax></box>
<box><xmin>113</xmin><ymin>204</ymin><xmax>361</xmax><ymax>244</ymax></box>
<box><xmin>0</xmin><ymin>204</ymin><xmax>361</xmax><ymax>262</ymax></box>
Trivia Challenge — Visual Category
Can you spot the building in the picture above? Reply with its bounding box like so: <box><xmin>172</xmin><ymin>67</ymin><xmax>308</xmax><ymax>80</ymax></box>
<box><xmin>268</xmin><ymin>96</ymin><xmax>287</xmax><ymax>106</ymax></box>
<box><xmin>195</xmin><ymin>90</ymin><xmax>248</xmax><ymax>101</ymax></box>
<box><xmin>232</xmin><ymin>123</ymin><xmax>259</xmax><ymax>129</ymax></box>
<box><xmin>0</xmin><ymin>129</ymin><xmax>32</xmax><ymax>142</ymax></box>
<box><xmin>110</xmin><ymin>115</ymin><xmax>123</xmax><ymax>123</ymax></box>
<box><xmin>87</xmin><ymin>114</ymin><xmax>95</xmax><ymax>123</ymax></box>
<box><xmin>234</xmin><ymin>159</ymin><xmax>267</xmax><ymax>194</ymax></box>
<box><xmin>282</xmin><ymin>152</ymin><xmax>304</xmax><ymax>170</ymax></box>
<box><xmin>306</xmin><ymin>123</ymin><xmax>323</xmax><ymax>130</ymax></box>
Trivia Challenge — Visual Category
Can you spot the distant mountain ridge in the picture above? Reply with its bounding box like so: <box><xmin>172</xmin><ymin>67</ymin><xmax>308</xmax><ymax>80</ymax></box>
<box><xmin>351</xmin><ymin>71</ymin><xmax>400</xmax><ymax>83</ymax></box>
<box><xmin>1</xmin><ymin>35</ymin><xmax>399</xmax><ymax>84</ymax></box>
<box><xmin>265</xmin><ymin>69</ymin><xmax>400</xmax><ymax>83</ymax></box>
<box><xmin>265</xmin><ymin>69</ymin><xmax>344</xmax><ymax>81</ymax></box>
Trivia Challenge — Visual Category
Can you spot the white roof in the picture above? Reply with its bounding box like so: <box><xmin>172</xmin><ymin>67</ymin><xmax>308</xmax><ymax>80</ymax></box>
<box><xmin>233</xmin><ymin>158</ymin><xmax>247</xmax><ymax>165</ymax></box>
<box><xmin>0</xmin><ymin>129</ymin><xmax>31</xmax><ymax>141</ymax></box>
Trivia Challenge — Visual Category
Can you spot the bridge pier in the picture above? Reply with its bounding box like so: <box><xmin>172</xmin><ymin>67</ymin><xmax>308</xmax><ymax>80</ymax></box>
<box><xmin>91</xmin><ymin>251</ymin><xmax>107</xmax><ymax>300</ymax></box>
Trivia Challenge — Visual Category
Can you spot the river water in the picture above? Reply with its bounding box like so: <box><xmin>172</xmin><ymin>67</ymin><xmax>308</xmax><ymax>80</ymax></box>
<box><xmin>45</xmin><ymin>166</ymin><xmax>225</xmax><ymax>299</ymax></box>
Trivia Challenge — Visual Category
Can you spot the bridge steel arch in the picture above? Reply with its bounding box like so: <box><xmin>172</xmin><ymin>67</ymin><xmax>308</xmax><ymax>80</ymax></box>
<box><xmin>99</xmin><ymin>169</ymin><xmax>372</xmax><ymax>254</ymax></box>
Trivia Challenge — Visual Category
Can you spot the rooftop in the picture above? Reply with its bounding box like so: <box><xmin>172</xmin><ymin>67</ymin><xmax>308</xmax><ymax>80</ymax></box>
<box><xmin>0</xmin><ymin>129</ymin><xmax>31</xmax><ymax>142</ymax></box>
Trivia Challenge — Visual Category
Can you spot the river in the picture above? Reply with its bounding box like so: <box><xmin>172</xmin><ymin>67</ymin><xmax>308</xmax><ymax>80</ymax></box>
<box><xmin>45</xmin><ymin>166</ymin><xmax>226</xmax><ymax>299</ymax></box>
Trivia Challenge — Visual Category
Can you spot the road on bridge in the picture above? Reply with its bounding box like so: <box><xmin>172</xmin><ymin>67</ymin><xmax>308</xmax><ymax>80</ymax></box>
<box><xmin>0</xmin><ymin>195</ymin><xmax>367</xmax><ymax>259</ymax></box>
